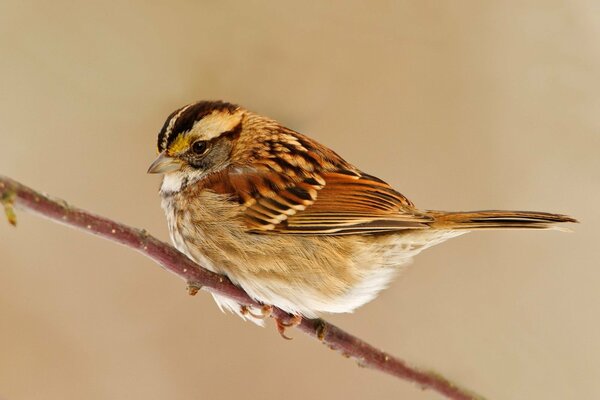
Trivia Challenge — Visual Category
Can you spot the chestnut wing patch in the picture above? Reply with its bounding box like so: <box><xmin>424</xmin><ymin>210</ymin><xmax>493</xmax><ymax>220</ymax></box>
<box><xmin>201</xmin><ymin>167</ymin><xmax>431</xmax><ymax>235</ymax></box>
<box><xmin>266</xmin><ymin>172</ymin><xmax>433</xmax><ymax>234</ymax></box>
<box><xmin>199</xmin><ymin>167</ymin><xmax>325</xmax><ymax>231</ymax></box>
<box><xmin>240</xmin><ymin>174</ymin><xmax>326</xmax><ymax>231</ymax></box>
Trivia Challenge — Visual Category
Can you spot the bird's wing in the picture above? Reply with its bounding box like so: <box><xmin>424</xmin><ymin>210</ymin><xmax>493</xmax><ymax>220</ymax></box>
<box><xmin>200</xmin><ymin>165</ymin><xmax>432</xmax><ymax>235</ymax></box>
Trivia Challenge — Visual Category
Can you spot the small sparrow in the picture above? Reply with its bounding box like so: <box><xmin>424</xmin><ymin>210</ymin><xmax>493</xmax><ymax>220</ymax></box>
<box><xmin>148</xmin><ymin>100</ymin><xmax>576</xmax><ymax>335</ymax></box>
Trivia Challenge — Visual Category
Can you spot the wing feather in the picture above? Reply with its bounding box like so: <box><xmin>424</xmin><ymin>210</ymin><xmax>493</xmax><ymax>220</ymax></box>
<box><xmin>199</xmin><ymin>165</ymin><xmax>430</xmax><ymax>235</ymax></box>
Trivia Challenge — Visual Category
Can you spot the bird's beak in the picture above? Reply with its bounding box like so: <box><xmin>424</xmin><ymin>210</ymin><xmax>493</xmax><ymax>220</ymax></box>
<box><xmin>147</xmin><ymin>151</ymin><xmax>181</xmax><ymax>174</ymax></box>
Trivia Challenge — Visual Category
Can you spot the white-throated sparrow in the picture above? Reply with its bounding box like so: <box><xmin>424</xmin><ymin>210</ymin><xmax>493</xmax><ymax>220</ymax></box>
<box><xmin>148</xmin><ymin>100</ymin><xmax>576</xmax><ymax>334</ymax></box>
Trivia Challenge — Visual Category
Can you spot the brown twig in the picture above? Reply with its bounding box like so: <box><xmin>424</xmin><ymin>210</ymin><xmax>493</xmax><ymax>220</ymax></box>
<box><xmin>0</xmin><ymin>175</ymin><xmax>484</xmax><ymax>400</ymax></box>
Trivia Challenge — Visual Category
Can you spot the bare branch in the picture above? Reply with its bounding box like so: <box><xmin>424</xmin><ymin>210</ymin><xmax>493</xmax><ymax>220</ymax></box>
<box><xmin>0</xmin><ymin>175</ymin><xmax>484</xmax><ymax>400</ymax></box>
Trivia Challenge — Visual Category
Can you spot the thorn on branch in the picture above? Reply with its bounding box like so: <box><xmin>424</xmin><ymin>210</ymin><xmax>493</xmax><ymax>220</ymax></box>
<box><xmin>315</xmin><ymin>319</ymin><xmax>328</xmax><ymax>341</ymax></box>
<box><xmin>187</xmin><ymin>282</ymin><xmax>202</xmax><ymax>296</ymax></box>
<box><xmin>57</xmin><ymin>198</ymin><xmax>70</xmax><ymax>210</ymax></box>
<box><xmin>1</xmin><ymin>190</ymin><xmax>17</xmax><ymax>226</ymax></box>
<box><xmin>138</xmin><ymin>228</ymin><xmax>149</xmax><ymax>250</ymax></box>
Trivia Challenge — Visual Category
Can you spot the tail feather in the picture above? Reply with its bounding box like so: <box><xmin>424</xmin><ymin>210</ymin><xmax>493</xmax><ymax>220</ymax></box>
<box><xmin>428</xmin><ymin>210</ymin><xmax>578</xmax><ymax>230</ymax></box>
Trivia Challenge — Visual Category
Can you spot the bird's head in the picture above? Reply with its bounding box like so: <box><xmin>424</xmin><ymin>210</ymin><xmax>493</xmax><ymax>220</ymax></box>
<box><xmin>147</xmin><ymin>100</ymin><xmax>246</xmax><ymax>191</ymax></box>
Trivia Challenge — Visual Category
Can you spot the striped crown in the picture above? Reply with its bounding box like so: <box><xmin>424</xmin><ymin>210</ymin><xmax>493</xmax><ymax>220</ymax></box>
<box><xmin>157</xmin><ymin>100</ymin><xmax>239</xmax><ymax>153</ymax></box>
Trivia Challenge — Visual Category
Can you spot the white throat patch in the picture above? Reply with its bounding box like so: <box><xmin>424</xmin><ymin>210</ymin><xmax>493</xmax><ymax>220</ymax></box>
<box><xmin>160</xmin><ymin>173</ymin><xmax>186</xmax><ymax>194</ymax></box>
<box><xmin>160</xmin><ymin>169</ymin><xmax>206</xmax><ymax>194</ymax></box>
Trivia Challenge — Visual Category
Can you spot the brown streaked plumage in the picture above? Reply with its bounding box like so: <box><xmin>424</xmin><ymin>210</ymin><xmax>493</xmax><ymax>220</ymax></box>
<box><xmin>148</xmin><ymin>100</ymin><xmax>577</xmax><ymax>331</ymax></box>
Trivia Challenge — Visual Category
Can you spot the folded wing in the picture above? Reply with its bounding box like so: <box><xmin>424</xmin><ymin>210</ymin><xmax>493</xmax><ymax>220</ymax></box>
<box><xmin>200</xmin><ymin>166</ymin><xmax>432</xmax><ymax>235</ymax></box>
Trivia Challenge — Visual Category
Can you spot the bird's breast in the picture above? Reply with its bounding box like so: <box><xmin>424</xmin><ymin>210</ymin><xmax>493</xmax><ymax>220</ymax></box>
<box><xmin>160</xmin><ymin>188</ymin><xmax>247</xmax><ymax>275</ymax></box>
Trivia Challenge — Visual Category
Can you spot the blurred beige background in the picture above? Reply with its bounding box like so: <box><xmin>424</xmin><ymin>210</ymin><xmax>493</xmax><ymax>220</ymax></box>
<box><xmin>0</xmin><ymin>1</ymin><xmax>598</xmax><ymax>399</ymax></box>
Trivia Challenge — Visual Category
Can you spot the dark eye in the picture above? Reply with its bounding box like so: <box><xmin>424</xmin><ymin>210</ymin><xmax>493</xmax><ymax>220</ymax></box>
<box><xmin>191</xmin><ymin>141</ymin><xmax>208</xmax><ymax>155</ymax></box>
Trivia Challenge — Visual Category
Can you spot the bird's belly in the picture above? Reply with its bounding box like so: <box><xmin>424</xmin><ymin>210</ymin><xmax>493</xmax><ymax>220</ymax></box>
<box><xmin>162</xmin><ymin>191</ymin><xmax>462</xmax><ymax>317</ymax></box>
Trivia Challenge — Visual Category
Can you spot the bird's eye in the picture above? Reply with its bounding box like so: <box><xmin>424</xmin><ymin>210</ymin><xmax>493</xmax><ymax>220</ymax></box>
<box><xmin>191</xmin><ymin>141</ymin><xmax>208</xmax><ymax>155</ymax></box>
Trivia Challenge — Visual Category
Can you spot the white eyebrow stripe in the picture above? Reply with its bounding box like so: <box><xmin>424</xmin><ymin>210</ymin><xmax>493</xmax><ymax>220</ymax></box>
<box><xmin>191</xmin><ymin>112</ymin><xmax>242</xmax><ymax>140</ymax></box>
<box><xmin>162</xmin><ymin>103</ymin><xmax>194</xmax><ymax>151</ymax></box>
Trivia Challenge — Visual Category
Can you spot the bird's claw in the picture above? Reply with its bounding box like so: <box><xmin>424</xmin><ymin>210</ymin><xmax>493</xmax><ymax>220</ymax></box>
<box><xmin>239</xmin><ymin>305</ymin><xmax>301</xmax><ymax>340</ymax></box>
<box><xmin>275</xmin><ymin>314</ymin><xmax>302</xmax><ymax>340</ymax></box>
<box><xmin>240</xmin><ymin>304</ymin><xmax>273</xmax><ymax>319</ymax></box>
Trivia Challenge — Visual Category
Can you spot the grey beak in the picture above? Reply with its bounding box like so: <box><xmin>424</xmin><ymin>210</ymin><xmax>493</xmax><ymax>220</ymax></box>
<box><xmin>147</xmin><ymin>151</ymin><xmax>182</xmax><ymax>174</ymax></box>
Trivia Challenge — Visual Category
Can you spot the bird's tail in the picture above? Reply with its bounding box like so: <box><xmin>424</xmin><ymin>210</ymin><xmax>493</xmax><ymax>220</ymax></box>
<box><xmin>428</xmin><ymin>210</ymin><xmax>577</xmax><ymax>231</ymax></box>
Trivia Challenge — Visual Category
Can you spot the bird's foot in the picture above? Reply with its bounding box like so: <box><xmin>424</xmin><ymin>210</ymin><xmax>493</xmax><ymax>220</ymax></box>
<box><xmin>240</xmin><ymin>304</ymin><xmax>273</xmax><ymax>320</ymax></box>
<box><xmin>239</xmin><ymin>305</ymin><xmax>301</xmax><ymax>339</ymax></box>
<box><xmin>275</xmin><ymin>314</ymin><xmax>302</xmax><ymax>340</ymax></box>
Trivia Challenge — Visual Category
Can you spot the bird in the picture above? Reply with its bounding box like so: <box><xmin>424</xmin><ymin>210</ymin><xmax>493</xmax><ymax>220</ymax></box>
<box><xmin>147</xmin><ymin>100</ymin><xmax>576</xmax><ymax>337</ymax></box>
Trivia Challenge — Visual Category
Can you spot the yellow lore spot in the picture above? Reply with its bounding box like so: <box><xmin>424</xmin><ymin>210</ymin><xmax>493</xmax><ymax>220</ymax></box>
<box><xmin>168</xmin><ymin>134</ymin><xmax>193</xmax><ymax>155</ymax></box>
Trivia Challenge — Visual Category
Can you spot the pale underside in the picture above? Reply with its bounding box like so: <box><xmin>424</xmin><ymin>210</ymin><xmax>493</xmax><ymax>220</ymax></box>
<box><xmin>161</xmin><ymin>176</ymin><xmax>464</xmax><ymax>324</ymax></box>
